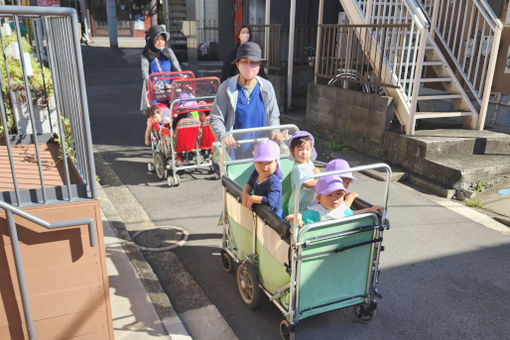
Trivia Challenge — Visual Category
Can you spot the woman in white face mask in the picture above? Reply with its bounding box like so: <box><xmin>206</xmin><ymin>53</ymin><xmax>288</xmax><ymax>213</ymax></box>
<box><xmin>211</xmin><ymin>41</ymin><xmax>282</xmax><ymax>153</ymax></box>
<box><xmin>220</xmin><ymin>25</ymin><xmax>267</xmax><ymax>82</ymax></box>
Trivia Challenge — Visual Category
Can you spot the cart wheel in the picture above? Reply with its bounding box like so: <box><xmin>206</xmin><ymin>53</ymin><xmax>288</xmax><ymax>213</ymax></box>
<box><xmin>147</xmin><ymin>162</ymin><xmax>155</xmax><ymax>172</ymax></box>
<box><xmin>279</xmin><ymin>320</ymin><xmax>295</xmax><ymax>340</ymax></box>
<box><xmin>167</xmin><ymin>175</ymin><xmax>181</xmax><ymax>187</ymax></box>
<box><xmin>220</xmin><ymin>249</ymin><xmax>234</xmax><ymax>273</ymax></box>
<box><xmin>236</xmin><ymin>262</ymin><xmax>262</xmax><ymax>309</ymax></box>
<box><xmin>354</xmin><ymin>303</ymin><xmax>376</xmax><ymax>322</ymax></box>
<box><xmin>154</xmin><ymin>152</ymin><xmax>168</xmax><ymax>180</ymax></box>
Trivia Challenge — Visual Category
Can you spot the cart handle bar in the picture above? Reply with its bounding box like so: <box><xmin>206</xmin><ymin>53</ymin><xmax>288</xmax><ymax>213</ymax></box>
<box><xmin>219</xmin><ymin>124</ymin><xmax>299</xmax><ymax>172</ymax></box>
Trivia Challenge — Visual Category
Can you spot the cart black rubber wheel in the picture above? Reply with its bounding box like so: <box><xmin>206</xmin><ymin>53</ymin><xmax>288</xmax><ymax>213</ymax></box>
<box><xmin>154</xmin><ymin>152</ymin><xmax>167</xmax><ymax>180</ymax></box>
<box><xmin>220</xmin><ymin>250</ymin><xmax>234</xmax><ymax>273</ymax></box>
<box><xmin>279</xmin><ymin>320</ymin><xmax>295</xmax><ymax>340</ymax></box>
<box><xmin>147</xmin><ymin>162</ymin><xmax>155</xmax><ymax>172</ymax></box>
<box><xmin>354</xmin><ymin>304</ymin><xmax>375</xmax><ymax>322</ymax></box>
<box><xmin>236</xmin><ymin>263</ymin><xmax>262</xmax><ymax>309</ymax></box>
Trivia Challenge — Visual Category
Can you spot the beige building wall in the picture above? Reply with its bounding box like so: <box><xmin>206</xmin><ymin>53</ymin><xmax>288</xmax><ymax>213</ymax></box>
<box><xmin>491</xmin><ymin>2</ymin><xmax>510</xmax><ymax>94</ymax></box>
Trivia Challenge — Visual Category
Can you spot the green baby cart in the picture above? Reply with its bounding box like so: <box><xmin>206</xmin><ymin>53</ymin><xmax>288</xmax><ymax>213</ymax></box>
<box><xmin>217</xmin><ymin>126</ymin><xmax>391</xmax><ymax>339</ymax></box>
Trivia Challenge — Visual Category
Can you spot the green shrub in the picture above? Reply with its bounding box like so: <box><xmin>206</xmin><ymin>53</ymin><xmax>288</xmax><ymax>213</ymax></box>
<box><xmin>472</xmin><ymin>179</ymin><xmax>488</xmax><ymax>193</ymax></box>
<box><xmin>0</xmin><ymin>33</ymin><xmax>53</xmax><ymax>136</ymax></box>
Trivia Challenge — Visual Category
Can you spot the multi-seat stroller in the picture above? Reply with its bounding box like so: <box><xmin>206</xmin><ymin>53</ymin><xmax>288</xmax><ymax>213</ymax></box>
<box><xmin>146</xmin><ymin>71</ymin><xmax>220</xmax><ymax>186</ymax></box>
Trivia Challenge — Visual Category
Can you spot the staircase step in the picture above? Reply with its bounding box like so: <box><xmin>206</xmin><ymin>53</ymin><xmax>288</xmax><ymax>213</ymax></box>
<box><xmin>417</xmin><ymin>94</ymin><xmax>462</xmax><ymax>100</ymax></box>
<box><xmin>415</xmin><ymin>111</ymin><xmax>473</xmax><ymax>119</ymax></box>
<box><xmin>422</xmin><ymin>61</ymin><xmax>443</xmax><ymax>66</ymax></box>
<box><xmin>401</xmin><ymin>77</ymin><xmax>452</xmax><ymax>83</ymax></box>
<box><xmin>420</xmin><ymin>77</ymin><xmax>452</xmax><ymax>83</ymax></box>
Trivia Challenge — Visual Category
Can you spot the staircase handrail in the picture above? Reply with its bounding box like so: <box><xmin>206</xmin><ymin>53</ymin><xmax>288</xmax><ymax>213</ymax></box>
<box><xmin>419</xmin><ymin>0</ymin><xmax>502</xmax><ymax>129</ymax></box>
<box><xmin>1</xmin><ymin>199</ymin><xmax>97</xmax><ymax>340</ymax></box>
<box><xmin>403</xmin><ymin>0</ymin><xmax>429</xmax><ymax>27</ymax></box>
<box><xmin>478</xmin><ymin>0</ymin><xmax>501</xmax><ymax>25</ymax></box>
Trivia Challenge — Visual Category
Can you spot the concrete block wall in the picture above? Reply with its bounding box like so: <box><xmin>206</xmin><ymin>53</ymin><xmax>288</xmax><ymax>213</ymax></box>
<box><xmin>304</xmin><ymin>83</ymin><xmax>394</xmax><ymax>155</ymax></box>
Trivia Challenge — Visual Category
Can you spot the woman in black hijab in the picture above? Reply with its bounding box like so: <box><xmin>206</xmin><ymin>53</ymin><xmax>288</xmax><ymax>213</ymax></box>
<box><xmin>140</xmin><ymin>25</ymin><xmax>182</xmax><ymax>111</ymax></box>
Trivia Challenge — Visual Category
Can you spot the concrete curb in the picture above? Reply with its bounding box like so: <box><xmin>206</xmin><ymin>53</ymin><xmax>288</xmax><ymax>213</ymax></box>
<box><xmin>96</xmin><ymin>170</ymin><xmax>191</xmax><ymax>339</ymax></box>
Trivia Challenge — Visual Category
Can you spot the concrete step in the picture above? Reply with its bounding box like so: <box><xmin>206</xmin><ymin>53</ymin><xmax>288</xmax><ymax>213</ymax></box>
<box><xmin>200</xmin><ymin>69</ymin><xmax>221</xmax><ymax>78</ymax></box>
<box><xmin>410</xmin><ymin>129</ymin><xmax>510</xmax><ymax>158</ymax></box>
<box><xmin>423</xmin><ymin>154</ymin><xmax>510</xmax><ymax>190</ymax></box>
<box><xmin>384</xmin><ymin>129</ymin><xmax>510</xmax><ymax>190</ymax></box>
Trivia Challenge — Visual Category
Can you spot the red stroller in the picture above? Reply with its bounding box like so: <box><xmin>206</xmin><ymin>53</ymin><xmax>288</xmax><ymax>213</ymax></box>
<box><xmin>148</xmin><ymin>76</ymin><xmax>220</xmax><ymax>186</ymax></box>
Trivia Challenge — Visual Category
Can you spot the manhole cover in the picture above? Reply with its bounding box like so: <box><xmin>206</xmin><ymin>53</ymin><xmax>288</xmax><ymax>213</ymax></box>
<box><xmin>132</xmin><ymin>226</ymin><xmax>189</xmax><ymax>252</ymax></box>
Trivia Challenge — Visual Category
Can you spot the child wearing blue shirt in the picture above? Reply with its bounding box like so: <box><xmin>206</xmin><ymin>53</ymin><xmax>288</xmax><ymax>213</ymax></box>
<box><xmin>287</xmin><ymin>131</ymin><xmax>320</xmax><ymax>214</ymax></box>
<box><xmin>242</xmin><ymin>140</ymin><xmax>284</xmax><ymax>218</ymax></box>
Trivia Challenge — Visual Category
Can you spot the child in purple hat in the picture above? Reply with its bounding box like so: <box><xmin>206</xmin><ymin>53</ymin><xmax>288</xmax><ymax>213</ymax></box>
<box><xmin>287</xmin><ymin>130</ymin><xmax>320</xmax><ymax>214</ymax></box>
<box><xmin>326</xmin><ymin>158</ymin><xmax>359</xmax><ymax>207</ymax></box>
<box><xmin>287</xmin><ymin>175</ymin><xmax>381</xmax><ymax>226</ymax></box>
<box><xmin>242</xmin><ymin>139</ymin><xmax>285</xmax><ymax>218</ymax></box>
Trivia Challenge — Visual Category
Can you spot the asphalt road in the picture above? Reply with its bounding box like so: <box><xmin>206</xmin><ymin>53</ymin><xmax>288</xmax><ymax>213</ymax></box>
<box><xmin>84</xmin><ymin>46</ymin><xmax>510</xmax><ymax>340</ymax></box>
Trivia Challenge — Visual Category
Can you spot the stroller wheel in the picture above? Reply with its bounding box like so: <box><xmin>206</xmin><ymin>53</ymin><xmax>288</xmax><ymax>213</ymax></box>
<box><xmin>167</xmin><ymin>174</ymin><xmax>180</xmax><ymax>187</ymax></box>
<box><xmin>154</xmin><ymin>152</ymin><xmax>168</xmax><ymax>180</ymax></box>
<box><xmin>354</xmin><ymin>303</ymin><xmax>376</xmax><ymax>322</ymax></box>
<box><xmin>236</xmin><ymin>262</ymin><xmax>262</xmax><ymax>309</ymax></box>
<box><xmin>220</xmin><ymin>249</ymin><xmax>234</xmax><ymax>273</ymax></box>
<box><xmin>147</xmin><ymin>162</ymin><xmax>155</xmax><ymax>172</ymax></box>
<box><xmin>279</xmin><ymin>320</ymin><xmax>295</xmax><ymax>340</ymax></box>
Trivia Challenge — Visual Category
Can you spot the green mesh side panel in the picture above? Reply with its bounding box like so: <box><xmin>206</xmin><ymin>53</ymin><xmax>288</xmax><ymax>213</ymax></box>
<box><xmin>279</xmin><ymin>158</ymin><xmax>294</xmax><ymax>216</ymax></box>
<box><xmin>226</xmin><ymin>163</ymin><xmax>254</xmax><ymax>187</ymax></box>
<box><xmin>227</xmin><ymin>217</ymin><xmax>253</xmax><ymax>260</ymax></box>
<box><xmin>297</xmin><ymin>216</ymin><xmax>376</xmax><ymax>319</ymax></box>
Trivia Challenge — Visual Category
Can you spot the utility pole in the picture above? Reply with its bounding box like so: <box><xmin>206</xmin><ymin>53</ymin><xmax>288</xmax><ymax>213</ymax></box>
<box><xmin>106</xmin><ymin>0</ymin><xmax>118</xmax><ymax>48</ymax></box>
<box><xmin>162</xmin><ymin>0</ymin><xmax>169</xmax><ymax>30</ymax></box>
<box><xmin>150</xmin><ymin>0</ymin><xmax>158</xmax><ymax>25</ymax></box>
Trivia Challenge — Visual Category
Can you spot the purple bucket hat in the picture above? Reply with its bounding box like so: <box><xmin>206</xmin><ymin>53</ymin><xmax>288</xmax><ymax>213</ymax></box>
<box><xmin>316</xmin><ymin>175</ymin><xmax>348</xmax><ymax>195</ymax></box>
<box><xmin>325</xmin><ymin>159</ymin><xmax>358</xmax><ymax>184</ymax></box>
<box><xmin>287</xmin><ymin>130</ymin><xmax>317</xmax><ymax>161</ymax></box>
<box><xmin>252</xmin><ymin>139</ymin><xmax>283</xmax><ymax>179</ymax></box>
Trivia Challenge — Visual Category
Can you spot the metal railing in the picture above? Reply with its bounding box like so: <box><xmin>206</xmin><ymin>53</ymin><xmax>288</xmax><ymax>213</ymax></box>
<box><xmin>416</xmin><ymin>0</ymin><xmax>503</xmax><ymax>129</ymax></box>
<box><xmin>1</xmin><ymin>199</ymin><xmax>97</xmax><ymax>340</ymax></box>
<box><xmin>315</xmin><ymin>24</ymin><xmax>409</xmax><ymax>93</ymax></box>
<box><xmin>241</xmin><ymin>24</ymin><xmax>318</xmax><ymax>74</ymax></box>
<box><xmin>241</xmin><ymin>24</ymin><xmax>283</xmax><ymax>73</ymax></box>
<box><xmin>0</xmin><ymin>6</ymin><xmax>97</xmax><ymax>206</ymax></box>
<box><xmin>352</xmin><ymin>0</ymin><xmax>429</xmax><ymax>105</ymax></box>
<box><xmin>196</xmin><ymin>19</ymin><xmax>219</xmax><ymax>59</ymax></box>
<box><xmin>197</xmin><ymin>19</ymin><xmax>218</xmax><ymax>45</ymax></box>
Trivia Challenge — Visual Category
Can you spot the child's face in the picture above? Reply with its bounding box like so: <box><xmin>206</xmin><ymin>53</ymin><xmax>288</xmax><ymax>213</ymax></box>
<box><xmin>341</xmin><ymin>177</ymin><xmax>352</xmax><ymax>188</ymax></box>
<box><xmin>254</xmin><ymin>160</ymin><xmax>277</xmax><ymax>178</ymax></box>
<box><xmin>292</xmin><ymin>140</ymin><xmax>312</xmax><ymax>163</ymax></box>
<box><xmin>150</xmin><ymin>111</ymin><xmax>162</xmax><ymax>123</ymax></box>
<box><xmin>199</xmin><ymin>111</ymin><xmax>207</xmax><ymax>122</ymax></box>
<box><xmin>317</xmin><ymin>189</ymin><xmax>346</xmax><ymax>210</ymax></box>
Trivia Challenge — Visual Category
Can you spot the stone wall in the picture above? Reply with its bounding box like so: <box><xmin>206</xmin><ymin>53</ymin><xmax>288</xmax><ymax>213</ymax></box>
<box><xmin>304</xmin><ymin>83</ymin><xmax>394</xmax><ymax>155</ymax></box>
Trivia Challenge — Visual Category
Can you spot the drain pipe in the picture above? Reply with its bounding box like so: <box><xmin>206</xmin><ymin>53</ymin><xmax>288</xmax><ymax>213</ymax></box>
<box><xmin>264</xmin><ymin>0</ymin><xmax>271</xmax><ymax>61</ymax></box>
<box><xmin>287</xmin><ymin>0</ymin><xmax>296</xmax><ymax>110</ymax></box>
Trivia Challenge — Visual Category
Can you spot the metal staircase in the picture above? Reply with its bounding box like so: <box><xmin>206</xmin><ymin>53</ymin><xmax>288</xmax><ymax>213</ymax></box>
<box><xmin>163</xmin><ymin>0</ymin><xmax>188</xmax><ymax>58</ymax></box>
<box><xmin>339</xmin><ymin>0</ymin><xmax>502</xmax><ymax>135</ymax></box>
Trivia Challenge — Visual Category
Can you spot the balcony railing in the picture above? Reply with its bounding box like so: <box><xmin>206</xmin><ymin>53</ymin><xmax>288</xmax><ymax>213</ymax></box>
<box><xmin>315</xmin><ymin>23</ymin><xmax>409</xmax><ymax>93</ymax></box>
<box><xmin>0</xmin><ymin>5</ymin><xmax>96</xmax><ymax>206</ymax></box>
